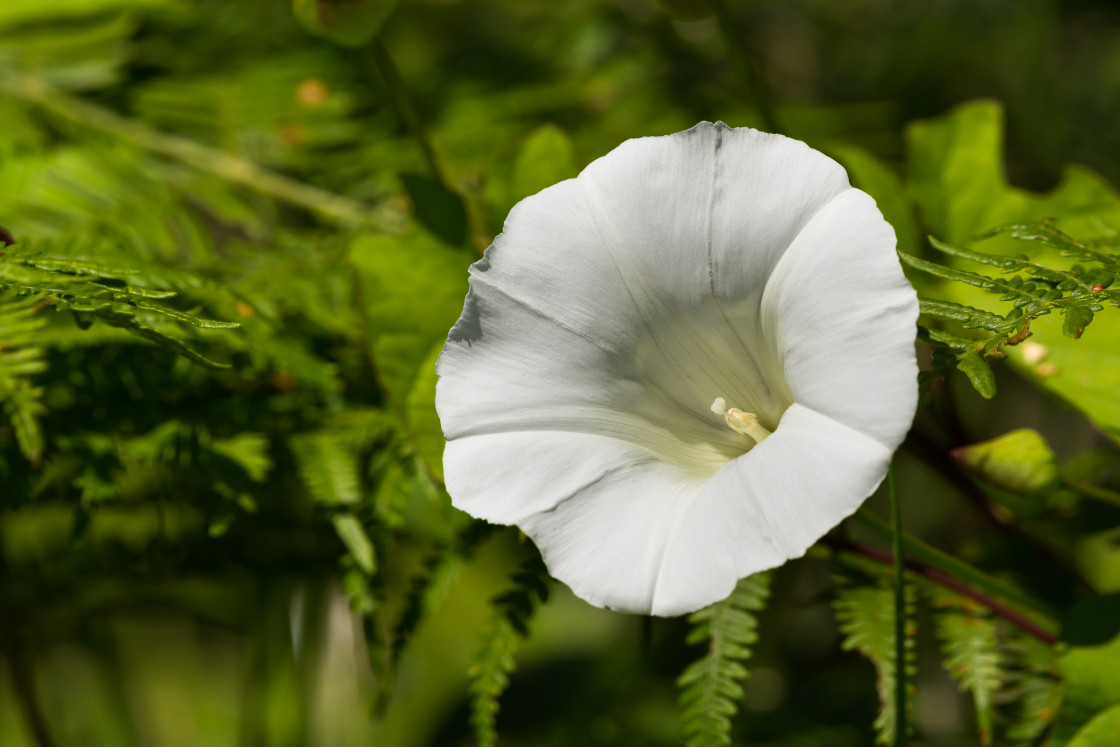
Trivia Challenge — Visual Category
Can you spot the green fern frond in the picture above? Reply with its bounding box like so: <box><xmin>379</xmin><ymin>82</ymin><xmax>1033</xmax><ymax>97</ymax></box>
<box><xmin>468</xmin><ymin>554</ymin><xmax>550</xmax><ymax>747</ymax></box>
<box><xmin>0</xmin><ymin>295</ymin><xmax>47</xmax><ymax>461</ymax></box>
<box><xmin>834</xmin><ymin>583</ymin><xmax>916</xmax><ymax>745</ymax></box>
<box><xmin>999</xmin><ymin>634</ymin><xmax>1060</xmax><ymax>745</ymax></box>
<box><xmin>903</xmin><ymin>222</ymin><xmax>1120</xmax><ymax>398</ymax></box>
<box><xmin>1</xmin><ymin>239</ymin><xmax>237</xmax><ymax>368</ymax></box>
<box><xmin>290</xmin><ymin>431</ymin><xmax>363</xmax><ymax>506</ymax></box>
<box><xmin>931</xmin><ymin>591</ymin><xmax>1003</xmax><ymax>745</ymax></box>
<box><xmin>677</xmin><ymin>573</ymin><xmax>772</xmax><ymax>747</ymax></box>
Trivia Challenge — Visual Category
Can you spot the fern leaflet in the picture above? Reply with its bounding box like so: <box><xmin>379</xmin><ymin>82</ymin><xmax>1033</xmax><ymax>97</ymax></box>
<box><xmin>931</xmin><ymin>591</ymin><xmax>1002</xmax><ymax>745</ymax></box>
<box><xmin>677</xmin><ymin>573</ymin><xmax>772</xmax><ymax>747</ymax></box>
<box><xmin>834</xmin><ymin>583</ymin><xmax>916</xmax><ymax>745</ymax></box>
<box><xmin>468</xmin><ymin>554</ymin><xmax>550</xmax><ymax>747</ymax></box>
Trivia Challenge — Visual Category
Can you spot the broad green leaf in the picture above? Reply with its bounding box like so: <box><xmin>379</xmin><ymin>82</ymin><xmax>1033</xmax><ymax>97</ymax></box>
<box><xmin>1068</xmin><ymin>703</ymin><xmax>1120</xmax><ymax>747</ymax></box>
<box><xmin>951</xmin><ymin>429</ymin><xmax>1059</xmax><ymax>495</ymax></box>
<box><xmin>1062</xmin><ymin>595</ymin><xmax>1120</xmax><ymax>647</ymax></box>
<box><xmin>400</xmin><ymin>173</ymin><xmax>469</xmax><ymax>249</ymax></box>
<box><xmin>827</xmin><ymin>143</ymin><xmax>919</xmax><ymax>256</ymax></box>
<box><xmin>349</xmin><ymin>228</ymin><xmax>470</xmax><ymax>410</ymax></box>
<box><xmin>404</xmin><ymin>342</ymin><xmax>445</xmax><ymax>481</ymax></box>
<box><xmin>906</xmin><ymin>101</ymin><xmax>1120</xmax><ymax>441</ymax></box>
<box><xmin>511</xmin><ymin>124</ymin><xmax>577</xmax><ymax>203</ymax></box>
<box><xmin>1055</xmin><ymin>633</ymin><xmax>1120</xmax><ymax>743</ymax></box>
<box><xmin>1075</xmin><ymin>527</ymin><xmax>1120</xmax><ymax>595</ymax></box>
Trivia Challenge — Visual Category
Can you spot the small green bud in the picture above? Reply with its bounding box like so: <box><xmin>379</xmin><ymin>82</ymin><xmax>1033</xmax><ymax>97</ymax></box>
<box><xmin>292</xmin><ymin>0</ymin><xmax>399</xmax><ymax>48</ymax></box>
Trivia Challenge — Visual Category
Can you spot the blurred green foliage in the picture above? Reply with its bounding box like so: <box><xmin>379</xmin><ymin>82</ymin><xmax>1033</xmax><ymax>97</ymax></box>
<box><xmin>3</xmin><ymin>1</ymin><xmax>1120</xmax><ymax>746</ymax></box>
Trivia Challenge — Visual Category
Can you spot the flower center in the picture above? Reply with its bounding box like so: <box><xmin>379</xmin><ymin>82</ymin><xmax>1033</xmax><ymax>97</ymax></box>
<box><xmin>711</xmin><ymin>397</ymin><xmax>772</xmax><ymax>445</ymax></box>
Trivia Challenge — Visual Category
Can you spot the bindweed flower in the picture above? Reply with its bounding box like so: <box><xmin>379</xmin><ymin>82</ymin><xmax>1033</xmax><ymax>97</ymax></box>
<box><xmin>435</xmin><ymin>123</ymin><xmax>919</xmax><ymax>616</ymax></box>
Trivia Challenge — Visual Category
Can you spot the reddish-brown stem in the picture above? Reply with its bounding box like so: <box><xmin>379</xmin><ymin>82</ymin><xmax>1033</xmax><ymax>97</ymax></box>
<box><xmin>825</xmin><ymin>536</ymin><xmax>1058</xmax><ymax>646</ymax></box>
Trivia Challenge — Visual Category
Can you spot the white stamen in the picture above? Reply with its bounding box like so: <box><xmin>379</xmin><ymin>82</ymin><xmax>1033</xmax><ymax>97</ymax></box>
<box><xmin>710</xmin><ymin>397</ymin><xmax>772</xmax><ymax>444</ymax></box>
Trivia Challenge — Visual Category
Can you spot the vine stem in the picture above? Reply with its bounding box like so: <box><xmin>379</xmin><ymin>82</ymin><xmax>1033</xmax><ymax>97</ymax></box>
<box><xmin>825</xmin><ymin>530</ymin><xmax>1059</xmax><ymax>646</ymax></box>
<box><xmin>889</xmin><ymin>466</ymin><xmax>908</xmax><ymax>747</ymax></box>
<box><xmin>853</xmin><ymin>508</ymin><xmax>1059</xmax><ymax>619</ymax></box>
<box><xmin>368</xmin><ymin>39</ymin><xmax>448</xmax><ymax>189</ymax></box>
<box><xmin>365</xmin><ymin>40</ymin><xmax>490</xmax><ymax>256</ymax></box>
<box><xmin>0</xmin><ymin>74</ymin><xmax>395</xmax><ymax>228</ymax></box>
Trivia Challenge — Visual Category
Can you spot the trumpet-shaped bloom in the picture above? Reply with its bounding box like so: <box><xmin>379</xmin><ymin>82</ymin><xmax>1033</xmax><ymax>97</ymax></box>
<box><xmin>435</xmin><ymin>122</ymin><xmax>919</xmax><ymax>616</ymax></box>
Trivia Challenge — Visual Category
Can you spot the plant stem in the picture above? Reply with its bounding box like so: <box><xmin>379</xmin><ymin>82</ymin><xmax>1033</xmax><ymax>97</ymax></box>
<box><xmin>0</xmin><ymin>74</ymin><xmax>393</xmax><ymax>228</ymax></box>
<box><xmin>366</xmin><ymin>40</ymin><xmax>490</xmax><ymax>256</ymax></box>
<box><xmin>368</xmin><ymin>39</ymin><xmax>448</xmax><ymax>188</ymax></box>
<box><xmin>888</xmin><ymin>466</ymin><xmax>908</xmax><ymax>747</ymax></box>
<box><xmin>1065</xmin><ymin>478</ymin><xmax>1120</xmax><ymax>509</ymax></box>
<box><xmin>853</xmin><ymin>508</ymin><xmax>1059</xmax><ymax>620</ymax></box>
<box><xmin>709</xmin><ymin>0</ymin><xmax>779</xmax><ymax>132</ymax></box>
<box><xmin>832</xmin><ymin>538</ymin><xmax>1058</xmax><ymax>646</ymax></box>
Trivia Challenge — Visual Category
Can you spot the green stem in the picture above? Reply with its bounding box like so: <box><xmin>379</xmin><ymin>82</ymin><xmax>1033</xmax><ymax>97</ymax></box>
<box><xmin>366</xmin><ymin>40</ymin><xmax>489</xmax><ymax>255</ymax></box>
<box><xmin>709</xmin><ymin>0</ymin><xmax>779</xmax><ymax>132</ymax></box>
<box><xmin>889</xmin><ymin>466</ymin><xmax>908</xmax><ymax>747</ymax></box>
<box><xmin>823</xmin><ymin>537</ymin><xmax>1058</xmax><ymax>646</ymax></box>
<box><xmin>368</xmin><ymin>39</ymin><xmax>448</xmax><ymax>188</ymax></box>
<box><xmin>853</xmin><ymin>508</ymin><xmax>1059</xmax><ymax>620</ymax></box>
<box><xmin>1065</xmin><ymin>478</ymin><xmax>1120</xmax><ymax>509</ymax></box>
<box><xmin>0</xmin><ymin>74</ymin><xmax>392</xmax><ymax>228</ymax></box>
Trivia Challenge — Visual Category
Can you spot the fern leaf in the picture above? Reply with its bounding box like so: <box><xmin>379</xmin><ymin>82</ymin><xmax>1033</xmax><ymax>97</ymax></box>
<box><xmin>999</xmin><ymin>634</ymin><xmax>1059</xmax><ymax>745</ymax></box>
<box><xmin>834</xmin><ymin>583</ymin><xmax>916</xmax><ymax>745</ymax></box>
<box><xmin>290</xmin><ymin>431</ymin><xmax>363</xmax><ymax>506</ymax></box>
<box><xmin>931</xmin><ymin>591</ymin><xmax>1002</xmax><ymax>745</ymax></box>
<box><xmin>468</xmin><ymin>554</ymin><xmax>550</xmax><ymax>747</ymax></box>
<box><xmin>0</xmin><ymin>296</ymin><xmax>47</xmax><ymax>461</ymax></box>
<box><xmin>677</xmin><ymin>573</ymin><xmax>772</xmax><ymax>747</ymax></box>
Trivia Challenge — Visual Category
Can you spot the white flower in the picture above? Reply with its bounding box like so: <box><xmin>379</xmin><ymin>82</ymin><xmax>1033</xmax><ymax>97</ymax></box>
<box><xmin>435</xmin><ymin>122</ymin><xmax>919</xmax><ymax>616</ymax></box>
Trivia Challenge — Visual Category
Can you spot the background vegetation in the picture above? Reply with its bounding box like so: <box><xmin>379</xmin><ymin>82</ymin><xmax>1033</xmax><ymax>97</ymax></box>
<box><xmin>3</xmin><ymin>1</ymin><xmax>1120</xmax><ymax>745</ymax></box>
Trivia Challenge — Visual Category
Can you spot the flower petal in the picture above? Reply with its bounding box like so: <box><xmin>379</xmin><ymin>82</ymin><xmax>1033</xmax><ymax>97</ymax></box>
<box><xmin>649</xmin><ymin>403</ymin><xmax>892</xmax><ymax>615</ymax></box>
<box><xmin>462</xmin><ymin>403</ymin><xmax>891</xmax><ymax>617</ymax></box>
<box><xmin>760</xmin><ymin>188</ymin><xmax>920</xmax><ymax>448</ymax></box>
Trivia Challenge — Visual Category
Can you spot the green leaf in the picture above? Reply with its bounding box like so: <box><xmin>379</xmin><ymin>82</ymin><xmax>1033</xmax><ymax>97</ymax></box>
<box><xmin>835</xmin><ymin>583</ymin><xmax>916</xmax><ymax>745</ymax></box>
<box><xmin>404</xmin><ymin>342</ymin><xmax>445</xmax><ymax>481</ymax></box>
<box><xmin>827</xmin><ymin>143</ymin><xmax>920</xmax><ymax>257</ymax></box>
<box><xmin>468</xmin><ymin>555</ymin><xmax>550</xmax><ymax>747</ymax></box>
<box><xmin>1062</xmin><ymin>595</ymin><xmax>1120</xmax><ymax>647</ymax></box>
<box><xmin>0</xmin><ymin>297</ymin><xmax>47</xmax><ymax>462</ymax></box>
<box><xmin>0</xmin><ymin>0</ymin><xmax>173</xmax><ymax>30</ymax></box>
<box><xmin>400</xmin><ymin>173</ymin><xmax>469</xmax><ymax>249</ymax></box>
<box><xmin>511</xmin><ymin>125</ymin><xmax>577</xmax><ymax>203</ymax></box>
<box><xmin>906</xmin><ymin>101</ymin><xmax>1120</xmax><ymax>441</ymax></box>
<box><xmin>350</xmin><ymin>226</ymin><xmax>469</xmax><ymax>426</ymax></box>
<box><xmin>292</xmin><ymin>0</ymin><xmax>399</xmax><ymax>48</ymax></box>
<box><xmin>955</xmin><ymin>351</ymin><xmax>997</xmax><ymax>399</ymax></box>
<box><xmin>332</xmin><ymin>514</ymin><xmax>376</xmax><ymax>574</ymax></box>
<box><xmin>931</xmin><ymin>592</ymin><xmax>1002</xmax><ymax>745</ymax></box>
<box><xmin>951</xmin><ymin>429</ymin><xmax>1060</xmax><ymax>496</ymax></box>
<box><xmin>1068</xmin><ymin>704</ymin><xmax>1120</xmax><ymax>747</ymax></box>
<box><xmin>1063</xmin><ymin>304</ymin><xmax>1095</xmax><ymax>339</ymax></box>
<box><xmin>677</xmin><ymin>573</ymin><xmax>771</xmax><ymax>747</ymax></box>
<box><xmin>290</xmin><ymin>432</ymin><xmax>363</xmax><ymax>506</ymax></box>
<box><xmin>1055</xmin><ymin>633</ymin><xmax>1120</xmax><ymax>742</ymax></box>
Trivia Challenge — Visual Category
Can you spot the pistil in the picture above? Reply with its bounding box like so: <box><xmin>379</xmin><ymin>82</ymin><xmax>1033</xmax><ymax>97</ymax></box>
<box><xmin>711</xmin><ymin>397</ymin><xmax>772</xmax><ymax>445</ymax></box>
